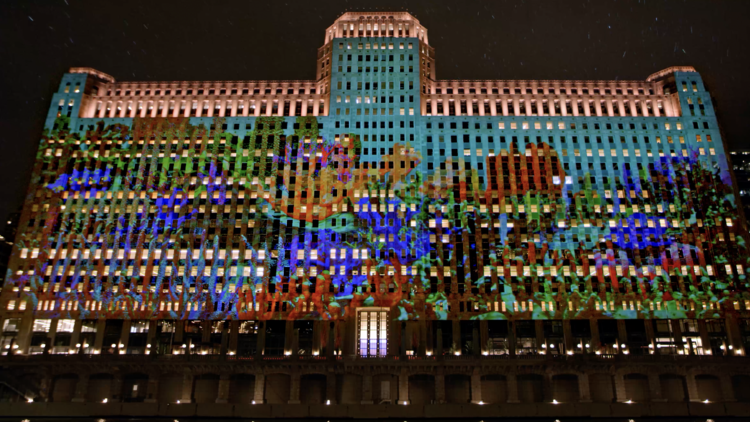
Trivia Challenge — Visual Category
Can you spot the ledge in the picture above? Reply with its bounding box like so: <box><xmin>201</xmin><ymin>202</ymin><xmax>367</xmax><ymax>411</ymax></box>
<box><xmin>1</xmin><ymin>402</ymin><xmax>747</xmax><ymax>419</ymax></box>
<box><xmin>0</xmin><ymin>352</ymin><xmax>746</xmax><ymax>366</ymax></box>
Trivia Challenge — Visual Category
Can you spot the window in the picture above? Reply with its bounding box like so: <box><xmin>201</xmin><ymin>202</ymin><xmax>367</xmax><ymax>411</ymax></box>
<box><xmin>2</xmin><ymin>319</ymin><xmax>21</xmax><ymax>332</ymax></box>
<box><xmin>130</xmin><ymin>321</ymin><xmax>149</xmax><ymax>333</ymax></box>
<box><xmin>33</xmin><ymin>319</ymin><xmax>51</xmax><ymax>333</ymax></box>
<box><xmin>358</xmin><ymin>308</ymin><xmax>388</xmax><ymax>357</ymax></box>
<box><xmin>58</xmin><ymin>319</ymin><xmax>75</xmax><ymax>333</ymax></box>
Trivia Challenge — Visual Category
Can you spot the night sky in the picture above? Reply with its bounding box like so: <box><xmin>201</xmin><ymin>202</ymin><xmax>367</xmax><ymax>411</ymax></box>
<box><xmin>1</xmin><ymin>0</ymin><xmax>748</xmax><ymax>233</ymax></box>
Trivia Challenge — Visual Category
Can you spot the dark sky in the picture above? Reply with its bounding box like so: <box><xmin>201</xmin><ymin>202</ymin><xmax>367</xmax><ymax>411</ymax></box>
<box><xmin>1</xmin><ymin>0</ymin><xmax>749</xmax><ymax>232</ymax></box>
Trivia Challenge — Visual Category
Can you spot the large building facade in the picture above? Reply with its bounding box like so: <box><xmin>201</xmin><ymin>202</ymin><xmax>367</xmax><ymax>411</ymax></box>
<box><xmin>1</xmin><ymin>11</ymin><xmax>750</xmax><ymax>419</ymax></box>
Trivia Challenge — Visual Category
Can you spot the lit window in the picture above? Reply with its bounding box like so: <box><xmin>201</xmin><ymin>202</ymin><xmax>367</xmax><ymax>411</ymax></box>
<box><xmin>32</xmin><ymin>319</ymin><xmax>51</xmax><ymax>333</ymax></box>
<box><xmin>58</xmin><ymin>319</ymin><xmax>75</xmax><ymax>333</ymax></box>
<box><xmin>2</xmin><ymin>319</ymin><xmax>20</xmax><ymax>332</ymax></box>
<box><xmin>358</xmin><ymin>308</ymin><xmax>388</xmax><ymax>357</ymax></box>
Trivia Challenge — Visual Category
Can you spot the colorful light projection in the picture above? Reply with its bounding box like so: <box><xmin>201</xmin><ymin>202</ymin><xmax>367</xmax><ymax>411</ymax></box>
<box><xmin>8</xmin><ymin>113</ymin><xmax>750</xmax><ymax>322</ymax></box>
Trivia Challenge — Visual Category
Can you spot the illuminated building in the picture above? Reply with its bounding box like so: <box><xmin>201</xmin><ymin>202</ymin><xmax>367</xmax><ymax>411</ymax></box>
<box><xmin>730</xmin><ymin>149</ymin><xmax>750</xmax><ymax>218</ymax></box>
<box><xmin>1</xmin><ymin>11</ymin><xmax>749</xmax><ymax>418</ymax></box>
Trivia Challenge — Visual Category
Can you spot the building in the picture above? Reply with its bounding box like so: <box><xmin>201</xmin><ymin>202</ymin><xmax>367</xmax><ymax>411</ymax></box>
<box><xmin>730</xmin><ymin>150</ymin><xmax>750</xmax><ymax>219</ymax></box>
<box><xmin>1</xmin><ymin>11</ymin><xmax>750</xmax><ymax>419</ymax></box>
<box><xmin>0</xmin><ymin>210</ymin><xmax>19</xmax><ymax>293</ymax></box>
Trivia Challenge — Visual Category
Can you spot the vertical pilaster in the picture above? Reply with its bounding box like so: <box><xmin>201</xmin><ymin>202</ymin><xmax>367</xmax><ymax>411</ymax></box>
<box><xmin>418</xmin><ymin>320</ymin><xmax>427</xmax><ymax>357</ymax></box>
<box><xmin>93</xmin><ymin>319</ymin><xmax>106</xmax><ymax>354</ymax></box>
<box><xmin>344</xmin><ymin>318</ymin><xmax>356</xmax><ymax>357</ymax></box>
<box><xmin>220</xmin><ymin>322</ymin><xmax>229</xmax><ymax>356</ymax></box>
<box><xmin>479</xmin><ymin>320</ymin><xmax>489</xmax><ymax>355</ymax></box>
<box><xmin>472</xmin><ymin>325</ymin><xmax>480</xmax><ymax>357</ymax></box>
<box><xmin>578</xmin><ymin>373</ymin><xmax>592</xmax><ymax>402</ymax></box>
<box><xmin>542</xmin><ymin>374</ymin><xmax>553</xmax><ymax>402</ymax></box>
<box><xmin>70</xmin><ymin>319</ymin><xmax>83</xmax><ymax>353</ymax></box>
<box><xmin>46</xmin><ymin>319</ymin><xmax>58</xmax><ymax>354</ymax></box>
<box><xmin>39</xmin><ymin>373</ymin><xmax>53</xmax><ymax>402</ymax></box>
<box><xmin>697</xmin><ymin>320</ymin><xmax>712</xmax><ymax>355</ymax></box>
<box><xmin>617</xmin><ymin>320</ymin><xmax>628</xmax><ymax>352</ymax></box>
<box><xmin>614</xmin><ymin>373</ymin><xmax>627</xmax><ymax>402</ymax></box>
<box><xmin>72</xmin><ymin>373</ymin><xmax>90</xmax><ymax>403</ymax></box>
<box><xmin>119</xmin><ymin>320</ymin><xmax>131</xmax><ymax>353</ymax></box>
<box><xmin>111</xmin><ymin>372</ymin><xmax>123</xmax><ymax>402</ymax></box>
<box><xmin>201</xmin><ymin>321</ymin><xmax>211</xmax><ymax>344</ymax></box>
<box><xmin>400</xmin><ymin>322</ymin><xmax>408</xmax><ymax>359</ymax></box>
<box><xmin>181</xmin><ymin>372</ymin><xmax>194</xmax><ymax>404</ymax></box>
<box><xmin>590</xmin><ymin>319</ymin><xmax>601</xmax><ymax>352</ymax></box>
<box><xmin>594</xmin><ymin>100</ymin><xmax>603</xmax><ymax>117</ymax></box>
<box><xmin>327</xmin><ymin>322</ymin><xmax>335</xmax><ymax>359</ymax></box>
<box><xmin>216</xmin><ymin>374</ymin><xmax>230</xmax><ymax>403</ymax></box>
<box><xmin>506</xmin><ymin>373</ymin><xmax>519</xmax><ymax>403</ymax></box>
<box><xmin>256</xmin><ymin>321</ymin><xmax>266</xmax><ymax>358</ymax></box>
<box><xmin>535</xmin><ymin>320</ymin><xmax>544</xmax><ymax>354</ymax></box>
<box><xmin>288</xmin><ymin>371</ymin><xmax>301</xmax><ymax>404</ymax></box>
<box><xmin>146</xmin><ymin>321</ymin><xmax>157</xmax><ymax>354</ymax></box>
<box><xmin>284</xmin><ymin>320</ymin><xmax>294</xmax><ymax>355</ymax></box>
<box><xmin>253</xmin><ymin>374</ymin><xmax>265</xmax><ymax>404</ymax></box>
<box><xmin>312</xmin><ymin>321</ymin><xmax>321</xmax><ymax>356</ymax></box>
<box><xmin>563</xmin><ymin>320</ymin><xmax>574</xmax><ymax>353</ymax></box>
<box><xmin>291</xmin><ymin>329</ymin><xmax>299</xmax><ymax>359</ymax></box>
<box><xmin>648</xmin><ymin>373</ymin><xmax>665</xmax><ymax>402</ymax></box>
<box><xmin>398</xmin><ymin>369</ymin><xmax>409</xmax><ymax>405</ymax></box>
<box><xmin>15</xmin><ymin>316</ymin><xmax>32</xmax><ymax>354</ymax></box>
<box><xmin>436</xmin><ymin>326</ymin><xmax>444</xmax><ymax>357</ymax></box>
<box><xmin>144</xmin><ymin>372</ymin><xmax>159</xmax><ymax>403</ymax></box>
<box><xmin>644</xmin><ymin>319</ymin><xmax>656</xmax><ymax>353</ymax></box>
<box><xmin>361</xmin><ymin>374</ymin><xmax>373</xmax><ymax>404</ymax></box>
<box><xmin>452</xmin><ymin>320</ymin><xmax>460</xmax><ymax>353</ymax></box>
<box><xmin>720</xmin><ymin>374</ymin><xmax>736</xmax><ymax>402</ymax></box>
<box><xmin>686</xmin><ymin>373</ymin><xmax>701</xmax><ymax>402</ymax></box>
<box><xmin>326</xmin><ymin>373</ymin><xmax>337</xmax><ymax>405</ymax></box>
<box><xmin>470</xmin><ymin>372</ymin><xmax>482</xmax><ymax>404</ymax></box>
<box><xmin>725</xmin><ymin>316</ymin><xmax>745</xmax><ymax>356</ymax></box>
<box><xmin>435</xmin><ymin>371</ymin><xmax>445</xmax><ymax>404</ymax></box>
<box><xmin>671</xmin><ymin>319</ymin><xmax>685</xmax><ymax>353</ymax></box>
<box><xmin>228</xmin><ymin>321</ymin><xmax>239</xmax><ymax>354</ymax></box>
<box><xmin>508</xmin><ymin>321</ymin><xmax>517</xmax><ymax>357</ymax></box>
<box><xmin>175</xmin><ymin>321</ymin><xmax>185</xmax><ymax>344</ymax></box>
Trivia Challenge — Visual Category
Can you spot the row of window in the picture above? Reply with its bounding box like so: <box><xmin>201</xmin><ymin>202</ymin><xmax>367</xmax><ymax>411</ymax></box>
<box><xmin>425</xmin><ymin>98</ymin><xmax>671</xmax><ymax>118</ymax></box>
<box><xmin>337</xmin><ymin>65</ymin><xmax>414</xmax><ymax>74</ymax></box>
<box><xmin>336</xmin><ymin>53</ymin><xmax>413</xmax><ymax>63</ymax></box>
<box><xmin>335</xmin><ymin>80</ymin><xmax>415</xmax><ymax>90</ymax></box>
<box><xmin>103</xmin><ymin>86</ymin><xmax>320</xmax><ymax>97</ymax></box>
<box><xmin>94</xmin><ymin>99</ymin><xmax>327</xmax><ymax>119</ymax></box>
<box><xmin>337</xmin><ymin>41</ymin><xmax>413</xmax><ymax>50</ymax></box>
<box><xmin>336</xmin><ymin>95</ymin><xmax>415</xmax><ymax>104</ymax></box>
<box><xmin>431</xmin><ymin>86</ymin><xmax>656</xmax><ymax>96</ymax></box>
